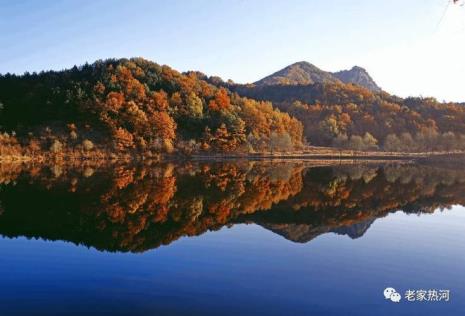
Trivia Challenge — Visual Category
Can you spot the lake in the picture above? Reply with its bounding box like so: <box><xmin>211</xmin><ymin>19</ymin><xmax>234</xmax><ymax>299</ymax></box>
<box><xmin>0</xmin><ymin>160</ymin><xmax>464</xmax><ymax>315</ymax></box>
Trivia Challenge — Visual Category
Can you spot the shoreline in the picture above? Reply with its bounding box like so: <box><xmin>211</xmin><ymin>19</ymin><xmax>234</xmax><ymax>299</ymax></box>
<box><xmin>1</xmin><ymin>150</ymin><xmax>464</xmax><ymax>165</ymax></box>
<box><xmin>190</xmin><ymin>149</ymin><xmax>465</xmax><ymax>161</ymax></box>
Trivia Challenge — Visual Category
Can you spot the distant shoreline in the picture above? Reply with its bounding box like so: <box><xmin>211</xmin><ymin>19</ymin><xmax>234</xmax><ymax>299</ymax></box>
<box><xmin>191</xmin><ymin>148</ymin><xmax>465</xmax><ymax>161</ymax></box>
<box><xmin>1</xmin><ymin>148</ymin><xmax>464</xmax><ymax>164</ymax></box>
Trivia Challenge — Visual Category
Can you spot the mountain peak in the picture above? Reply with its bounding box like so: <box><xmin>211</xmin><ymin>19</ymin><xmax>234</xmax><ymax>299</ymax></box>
<box><xmin>332</xmin><ymin>66</ymin><xmax>381</xmax><ymax>92</ymax></box>
<box><xmin>254</xmin><ymin>61</ymin><xmax>381</xmax><ymax>92</ymax></box>
<box><xmin>290</xmin><ymin>61</ymin><xmax>318</xmax><ymax>68</ymax></box>
<box><xmin>254</xmin><ymin>61</ymin><xmax>339</xmax><ymax>86</ymax></box>
<box><xmin>351</xmin><ymin>65</ymin><xmax>365</xmax><ymax>70</ymax></box>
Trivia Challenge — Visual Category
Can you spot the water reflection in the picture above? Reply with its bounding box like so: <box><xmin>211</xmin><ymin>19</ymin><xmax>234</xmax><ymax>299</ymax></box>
<box><xmin>0</xmin><ymin>161</ymin><xmax>463</xmax><ymax>252</ymax></box>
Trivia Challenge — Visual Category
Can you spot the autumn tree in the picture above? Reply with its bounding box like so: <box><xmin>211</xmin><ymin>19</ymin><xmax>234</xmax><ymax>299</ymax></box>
<box><xmin>270</xmin><ymin>132</ymin><xmax>294</xmax><ymax>152</ymax></box>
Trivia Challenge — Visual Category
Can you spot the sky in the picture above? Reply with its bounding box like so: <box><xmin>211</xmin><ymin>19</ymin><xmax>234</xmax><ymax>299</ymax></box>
<box><xmin>1</xmin><ymin>0</ymin><xmax>465</xmax><ymax>101</ymax></box>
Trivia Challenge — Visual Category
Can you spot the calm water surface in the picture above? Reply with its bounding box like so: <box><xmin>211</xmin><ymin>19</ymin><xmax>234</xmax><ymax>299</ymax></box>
<box><xmin>0</xmin><ymin>161</ymin><xmax>464</xmax><ymax>315</ymax></box>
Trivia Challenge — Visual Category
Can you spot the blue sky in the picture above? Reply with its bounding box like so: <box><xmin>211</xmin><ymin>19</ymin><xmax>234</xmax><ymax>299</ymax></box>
<box><xmin>1</xmin><ymin>0</ymin><xmax>464</xmax><ymax>101</ymax></box>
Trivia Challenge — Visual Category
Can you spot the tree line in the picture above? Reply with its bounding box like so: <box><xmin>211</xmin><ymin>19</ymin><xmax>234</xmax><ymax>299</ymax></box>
<box><xmin>2</xmin><ymin>58</ymin><xmax>465</xmax><ymax>155</ymax></box>
<box><xmin>231</xmin><ymin>81</ymin><xmax>465</xmax><ymax>152</ymax></box>
<box><xmin>0</xmin><ymin>58</ymin><xmax>303</xmax><ymax>157</ymax></box>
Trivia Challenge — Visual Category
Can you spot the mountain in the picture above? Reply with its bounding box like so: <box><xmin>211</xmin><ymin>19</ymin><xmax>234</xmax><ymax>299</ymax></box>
<box><xmin>332</xmin><ymin>66</ymin><xmax>381</xmax><ymax>92</ymax></box>
<box><xmin>0</xmin><ymin>58</ymin><xmax>304</xmax><ymax>157</ymax></box>
<box><xmin>2</xmin><ymin>57</ymin><xmax>465</xmax><ymax>157</ymax></box>
<box><xmin>229</xmin><ymin>62</ymin><xmax>465</xmax><ymax>150</ymax></box>
<box><xmin>330</xmin><ymin>218</ymin><xmax>375</xmax><ymax>239</ymax></box>
<box><xmin>254</xmin><ymin>61</ymin><xmax>340</xmax><ymax>86</ymax></box>
<box><xmin>259</xmin><ymin>218</ymin><xmax>375</xmax><ymax>243</ymax></box>
<box><xmin>253</xmin><ymin>61</ymin><xmax>381</xmax><ymax>92</ymax></box>
<box><xmin>259</xmin><ymin>223</ymin><xmax>331</xmax><ymax>243</ymax></box>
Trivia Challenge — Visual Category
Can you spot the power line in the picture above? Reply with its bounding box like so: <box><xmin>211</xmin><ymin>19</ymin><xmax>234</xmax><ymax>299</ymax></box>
<box><xmin>436</xmin><ymin>0</ymin><xmax>451</xmax><ymax>30</ymax></box>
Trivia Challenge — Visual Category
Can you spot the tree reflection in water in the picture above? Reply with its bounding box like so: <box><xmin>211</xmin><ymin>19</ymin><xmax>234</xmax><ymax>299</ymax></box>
<box><xmin>0</xmin><ymin>161</ymin><xmax>463</xmax><ymax>252</ymax></box>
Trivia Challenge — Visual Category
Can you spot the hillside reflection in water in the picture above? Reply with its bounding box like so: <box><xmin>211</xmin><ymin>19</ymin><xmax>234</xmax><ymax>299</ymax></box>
<box><xmin>0</xmin><ymin>161</ymin><xmax>464</xmax><ymax>316</ymax></box>
<box><xmin>0</xmin><ymin>161</ymin><xmax>464</xmax><ymax>252</ymax></box>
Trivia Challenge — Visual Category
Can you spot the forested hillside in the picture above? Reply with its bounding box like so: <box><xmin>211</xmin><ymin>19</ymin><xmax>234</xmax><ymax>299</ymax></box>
<box><xmin>0</xmin><ymin>58</ymin><xmax>303</xmax><ymax>158</ymax></box>
<box><xmin>1</xmin><ymin>57</ymin><xmax>465</xmax><ymax>158</ymax></box>
<box><xmin>230</xmin><ymin>77</ymin><xmax>465</xmax><ymax>151</ymax></box>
